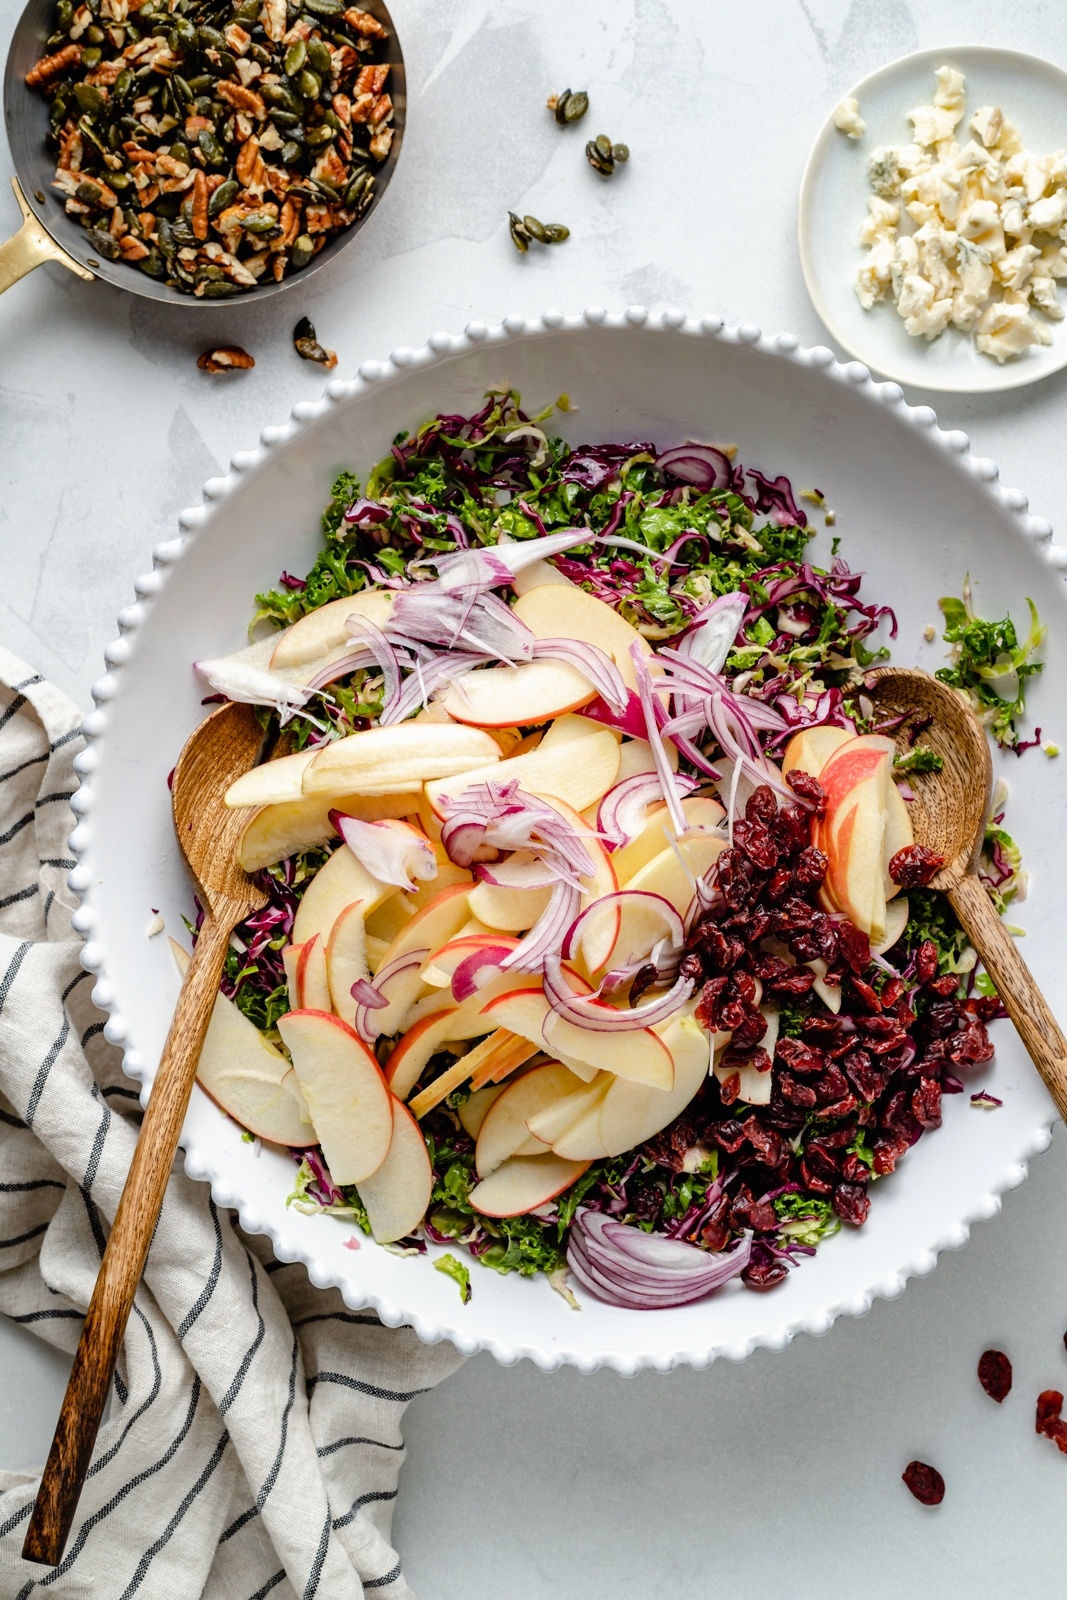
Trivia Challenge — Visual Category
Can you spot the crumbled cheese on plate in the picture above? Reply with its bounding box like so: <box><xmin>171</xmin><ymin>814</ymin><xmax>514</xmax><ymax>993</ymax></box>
<box><xmin>852</xmin><ymin>65</ymin><xmax>1066</xmax><ymax>361</ymax></box>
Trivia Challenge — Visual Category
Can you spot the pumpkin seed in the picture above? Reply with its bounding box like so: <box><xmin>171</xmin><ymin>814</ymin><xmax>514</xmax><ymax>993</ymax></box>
<box><xmin>305</xmin><ymin>123</ymin><xmax>334</xmax><ymax>147</ymax></box>
<box><xmin>543</xmin><ymin>222</ymin><xmax>570</xmax><ymax>243</ymax></box>
<box><xmin>200</xmin><ymin>280</ymin><xmax>241</xmax><ymax>297</ymax></box>
<box><xmin>284</xmin><ymin>40</ymin><xmax>307</xmax><ymax>75</ymax></box>
<box><xmin>508</xmin><ymin>211</ymin><xmax>532</xmax><ymax>253</ymax></box>
<box><xmin>197</xmin><ymin>127</ymin><xmax>226</xmax><ymax>165</ymax></box>
<box><xmin>168</xmin><ymin>139</ymin><xmax>191</xmax><ymax>164</ymax></box>
<box><xmin>109</xmin><ymin>170</ymin><xmax>131</xmax><ymax>190</ymax></box>
<box><xmin>172</xmin><ymin>74</ymin><xmax>193</xmax><ymax>104</ymax></box>
<box><xmin>594</xmin><ymin>133</ymin><xmax>612</xmax><ymax>161</ymax></box>
<box><xmin>584</xmin><ymin>138</ymin><xmax>614</xmax><ymax>176</ymax></box>
<box><xmin>297</xmin><ymin>69</ymin><xmax>322</xmax><ymax>100</ymax></box>
<box><xmin>242</xmin><ymin>211</ymin><xmax>279</xmax><ymax>235</ymax></box>
<box><xmin>85</xmin><ymin>226</ymin><xmax>119</xmax><ymax>260</ymax></box>
<box><xmin>187</xmin><ymin>74</ymin><xmax>214</xmax><ymax>93</ymax></box>
<box><xmin>281</xmin><ymin>139</ymin><xmax>302</xmax><ymax>165</ymax></box>
<box><xmin>236</xmin><ymin>0</ymin><xmax>260</xmax><ymax>22</ymax></box>
<box><xmin>611</xmin><ymin>142</ymin><xmax>629</xmax><ymax>162</ymax></box>
<box><xmin>552</xmin><ymin>87</ymin><xmax>572</xmax><ymax>126</ymax></box>
<box><xmin>291</xmin><ymin>235</ymin><xmax>315</xmax><ymax>268</ymax></box>
<box><xmin>306</xmin><ymin>38</ymin><xmax>332</xmax><ymax>75</ymax></box>
<box><xmin>208</xmin><ymin>178</ymin><xmax>238</xmax><ymax>215</ymax></box>
<box><xmin>197</xmin><ymin>24</ymin><xmax>226</xmax><ymax>50</ymax></box>
<box><xmin>293</xmin><ymin>315</ymin><xmax>338</xmax><ymax>366</ymax></box>
<box><xmin>73</xmin><ymin>82</ymin><xmax>104</xmax><ymax>116</ymax></box>
<box><xmin>523</xmin><ymin>214</ymin><xmax>547</xmax><ymax>242</ymax></box>
<box><xmin>262</xmin><ymin>82</ymin><xmax>300</xmax><ymax>112</ymax></box>
<box><xmin>344</xmin><ymin>168</ymin><xmax>370</xmax><ymax>205</ymax></box>
<box><xmin>137</xmin><ymin>249</ymin><xmax>165</xmax><ymax>277</ymax></box>
<box><xmin>306</xmin><ymin>0</ymin><xmax>343</xmax><ymax>14</ymax></box>
<box><xmin>562</xmin><ymin>90</ymin><xmax>588</xmax><ymax>123</ymax></box>
<box><xmin>80</xmin><ymin>46</ymin><xmax>102</xmax><ymax>67</ymax></box>
<box><xmin>55</xmin><ymin>0</ymin><xmax>73</xmax><ymax>28</ymax></box>
<box><xmin>84</xmin><ymin>23</ymin><xmax>104</xmax><ymax>43</ymax></box>
<box><xmin>270</xmin><ymin>109</ymin><xmax>300</xmax><ymax>128</ymax></box>
<box><xmin>113</xmin><ymin>67</ymin><xmax>132</xmax><ymax>100</ymax></box>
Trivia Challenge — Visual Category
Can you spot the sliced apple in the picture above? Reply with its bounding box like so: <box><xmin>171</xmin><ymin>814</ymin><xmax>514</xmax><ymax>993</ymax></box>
<box><xmin>296</xmin><ymin>933</ymin><xmax>332</xmax><ymax>1013</ymax></box>
<box><xmin>467</xmin><ymin>875</ymin><xmax>552</xmax><ymax>933</ymax></box>
<box><xmin>171</xmin><ymin>940</ymin><xmax>314</xmax><ymax>1146</ymax></box>
<box><xmin>621</xmin><ymin>831</ymin><xmax>728</xmax><ymax>917</ymax></box>
<box><xmin>325</xmin><ymin>901</ymin><xmax>369</xmax><ymax>1027</ymax></box>
<box><xmin>874</xmin><ymin>894</ymin><xmax>910</xmax><ymax>954</ymax></box>
<box><xmin>468</xmin><ymin>1152</ymin><xmax>591</xmax><ymax>1218</ymax></box>
<box><xmin>270</xmin><ymin>588</ymin><xmax>396</xmax><ymax>669</ymax></box>
<box><xmin>527</xmin><ymin>1074</ymin><xmax>613</xmax><ymax>1161</ymax></box>
<box><xmin>423</xmin><ymin>931</ymin><xmax>519</xmax><ymax>988</ymax></box>
<box><xmin>425</xmin><ymin>724</ymin><xmax>621</xmax><ymax>819</ymax></box>
<box><xmin>539</xmin><ymin>712</ymin><xmax>622</xmax><ymax>751</ymax></box>
<box><xmin>817</xmin><ymin>756</ymin><xmax>890</xmax><ymax>942</ymax></box>
<box><xmin>226</xmin><ymin>747</ymin><xmax>315</xmax><ymax>809</ymax></box>
<box><xmin>292</xmin><ymin>845</ymin><xmax>396</xmax><ymax>947</ymax></box>
<box><xmin>782</xmin><ymin>724</ymin><xmax>855</xmax><ymax>779</ymax></box>
<box><xmin>817</xmin><ymin>734</ymin><xmax>896</xmax><ymax>811</ymax></box>
<box><xmin>457</xmin><ymin>1082</ymin><xmax>509</xmax><ymax>1138</ymax></box>
<box><xmin>883</xmin><ymin>778</ymin><xmax>913</xmax><ymax>900</ymax></box>
<box><xmin>598</xmin><ymin>1007</ymin><xmax>710</xmax><ymax>1157</ymax></box>
<box><xmin>475</xmin><ymin>1061</ymin><xmax>588</xmax><ymax>1177</ymax></box>
<box><xmin>276</xmin><ymin>1009</ymin><xmax>393</xmax><ymax>1184</ymax></box>
<box><xmin>617</xmin><ymin>733</ymin><xmax>678</xmax><ymax>777</ymax></box>
<box><xmin>239</xmin><ymin>790</ymin><xmax>423</xmax><ymax>873</ymax></box>
<box><xmin>441</xmin><ymin>657</ymin><xmax>596</xmax><ymax>727</ymax></box>
<box><xmin>373</xmin><ymin>883</ymin><xmax>472</xmax><ymax>975</ymax></box>
<box><xmin>355</xmin><ymin>1100</ymin><xmax>433</xmax><ymax>1244</ymax></box>
<box><xmin>510</xmin><ymin>558</ymin><xmax>578</xmax><ymax>597</ymax></box>
<box><xmin>303</xmin><ymin>722</ymin><xmax>502</xmax><ymax>799</ymax></box>
<box><xmin>480</xmin><ymin>984</ymin><xmax>674</xmax><ymax>1089</ymax></box>
<box><xmin>610</xmin><ymin>795</ymin><xmax>726</xmax><ymax>885</ymax></box>
<box><xmin>282</xmin><ymin>942</ymin><xmax>302</xmax><ymax>1002</ymax></box>
<box><xmin>513</xmin><ymin>584</ymin><xmax>655</xmax><ymax>693</ymax></box>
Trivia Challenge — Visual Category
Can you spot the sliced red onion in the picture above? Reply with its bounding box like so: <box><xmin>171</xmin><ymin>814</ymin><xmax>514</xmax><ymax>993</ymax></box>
<box><xmin>303</xmin><ymin>645</ymin><xmax>380</xmax><ymax>693</ymax></box>
<box><xmin>344</xmin><ymin>613</ymin><xmax>407</xmax><ymax>717</ymax></box>
<box><xmin>333</xmin><ymin>812</ymin><xmax>437</xmax><ymax>892</ymax></box>
<box><xmin>450</xmin><ymin>943</ymin><xmax>516</xmax><ymax>1001</ymax></box>
<box><xmin>484</xmin><ymin>529</ymin><xmax>597</xmax><ymax>578</ymax></box>
<box><xmin>632</xmin><ymin>647</ymin><xmax>688</xmax><ymax>838</ymax></box>
<box><xmin>567</xmin><ymin>1208</ymin><xmax>752</xmax><ymax>1309</ymax></box>
<box><xmin>354</xmin><ymin>950</ymin><xmax>427</xmax><ymax>1042</ymax></box>
<box><xmin>194</xmin><ymin>657</ymin><xmax>312</xmax><ymax>723</ymax></box>
<box><xmin>580</xmin><ymin>690</ymin><xmax>651</xmax><ymax>742</ymax></box>
<box><xmin>543</xmin><ymin>954</ymin><xmax>692</xmax><ymax>1032</ymax></box>
<box><xmin>350</xmin><ymin>977</ymin><xmax>387</xmax><ymax>1009</ymax></box>
<box><xmin>676</xmin><ymin>591</ymin><xmax>748</xmax><ymax>674</ymax></box>
<box><xmin>656</xmin><ymin>442</ymin><xmax>739</xmax><ymax>494</ymax></box>
<box><xmin>597</xmin><ymin>771</ymin><xmax>698</xmax><ymax>848</ymax></box>
<box><xmin>499</xmin><ymin>880</ymin><xmax>581</xmax><ymax>973</ymax></box>
<box><xmin>475</xmin><ymin>850</ymin><xmax>560</xmax><ymax>890</ymax></box>
<box><xmin>380</xmin><ymin>648</ymin><xmax>490</xmax><ymax>726</ymax></box>
<box><xmin>596</xmin><ymin>534</ymin><xmax>670</xmax><ymax>563</ymax></box>
<box><xmin>562</xmin><ymin>890</ymin><xmax>683</xmax><ymax>966</ymax></box>
<box><xmin>531</xmin><ymin>638</ymin><xmax>628</xmax><ymax>712</ymax></box>
<box><xmin>440</xmin><ymin>782</ymin><xmax>595</xmax><ymax>881</ymax></box>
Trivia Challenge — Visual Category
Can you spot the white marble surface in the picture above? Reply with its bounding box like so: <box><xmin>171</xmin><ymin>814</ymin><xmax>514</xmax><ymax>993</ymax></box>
<box><xmin>3</xmin><ymin>1</ymin><xmax>1067</xmax><ymax>1593</ymax></box>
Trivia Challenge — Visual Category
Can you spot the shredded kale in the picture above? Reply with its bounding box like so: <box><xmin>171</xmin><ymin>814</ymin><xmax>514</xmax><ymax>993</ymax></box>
<box><xmin>903</xmin><ymin>889</ymin><xmax>973</xmax><ymax>978</ymax></box>
<box><xmin>936</xmin><ymin>585</ymin><xmax>1045</xmax><ymax>748</ymax></box>
<box><xmin>433</xmin><ymin>1253</ymin><xmax>472</xmax><ymax>1303</ymax></box>
<box><xmin>893</xmin><ymin>746</ymin><xmax>944</xmax><ymax>774</ymax></box>
<box><xmin>773</xmin><ymin>1193</ymin><xmax>840</xmax><ymax>1246</ymax></box>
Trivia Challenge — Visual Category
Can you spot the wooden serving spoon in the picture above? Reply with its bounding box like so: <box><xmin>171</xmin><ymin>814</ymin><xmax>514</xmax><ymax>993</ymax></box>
<box><xmin>866</xmin><ymin>665</ymin><xmax>1067</xmax><ymax>1123</ymax></box>
<box><xmin>23</xmin><ymin>700</ymin><xmax>266</xmax><ymax>1567</ymax></box>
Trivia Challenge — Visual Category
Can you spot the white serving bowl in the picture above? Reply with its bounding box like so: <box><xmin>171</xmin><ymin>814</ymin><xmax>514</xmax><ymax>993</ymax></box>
<box><xmin>72</xmin><ymin>308</ymin><xmax>1066</xmax><ymax>1373</ymax></box>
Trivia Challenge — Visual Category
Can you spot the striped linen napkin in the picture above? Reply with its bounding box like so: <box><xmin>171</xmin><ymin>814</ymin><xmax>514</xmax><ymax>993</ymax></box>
<box><xmin>0</xmin><ymin>649</ymin><xmax>463</xmax><ymax>1600</ymax></box>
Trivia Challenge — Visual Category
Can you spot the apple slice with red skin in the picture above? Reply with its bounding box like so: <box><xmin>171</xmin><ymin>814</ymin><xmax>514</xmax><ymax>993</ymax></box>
<box><xmin>281</xmin><ymin>942</ymin><xmax>302</xmax><ymax>1005</ymax></box>
<box><xmin>238</xmin><ymin>791</ymin><xmax>422</xmax><ymax>874</ymax></box>
<box><xmin>171</xmin><ymin>940</ymin><xmax>314</xmax><ymax>1147</ymax></box>
<box><xmin>276</xmin><ymin>1009</ymin><xmax>393</xmax><ymax>1184</ymax></box>
<box><xmin>817</xmin><ymin>758</ymin><xmax>890</xmax><ymax>941</ymax></box>
<box><xmin>481</xmin><ymin>986</ymin><xmax>675</xmax><ymax>1089</ymax></box>
<box><xmin>475</xmin><ymin>1061</ymin><xmax>588</xmax><ymax>1177</ymax></box>
<box><xmin>424</xmin><ymin>723</ymin><xmax>621</xmax><ymax>820</ymax></box>
<box><xmin>423</xmin><ymin>931</ymin><xmax>517</xmax><ymax>990</ymax></box>
<box><xmin>326</xmin><ymin>901</ymin><xmax>369</xmax><ymax>1027</ymax></box>
<box><xmin>304</xmin><ymin>721</ymin><xmax>502</xmax><ymax>800</ymax></box>
<box><xmin>270</xmin><ymin>587</ymin><xmax>396</xmax><ymax>669</ymax></box>
<box><xmin>457</xmin><ymin>1082</ymin><xmax>509</xmax><ymax>1138</ymax></box>
<box><xmin>539</xmin><ymin>712</ymin><xmax>622</xmax><ymax>752</ymax></box>
<box><xmin>468</xmin><ymin>1152</ymin><xmax>591</xmax><ymax>1218</ymax></box>
<box><xmin>608</xmin><ymin>794</ymin><xmax>725</xmax><ymax>885</ymax></box>
<box><xmin>292</xmin><ymin>844</ymin><xmax>397</xmax><ymax>947</ymax></box>
<box><xmin>441</xmin><ymin>657</ymin><xmax>597</xmax><ymax>728</ymax></box>
<box><xmin>781</xmin><ymin>724</ymin><xmax>855</xmax><ymax>780</ymax></box>
<box><xmin>527</xmin><ymin>1074</ymin><xmax>613</xmax><ymax>1161</ymax></box>
<box><xmin>883</xmin><ymin>777</ymin><xmax>913</xmax><ymax>901</ymax></box>
<box><xmin>598</xmin><ymin>1006</ymin><xmax>711</xmax><ymax>1157</ymax></box>
<box><xmin>618</xmin><ymin>832</ymin><xmax>728</xmax><ymax>920</ymax></box>
<box><xmin>295</xmin><ymin>933</ymin><xmax>332</xmax><ymax>1013</ymax></box>
<box><xmin>512</xmin><ymin>584</ymin><xmax>655</xmax><ymax>694</ymax></box>
<box><xmin>355</xmin><ymin>1100</ymin><xmax>434</xmax><ymax>1244</ymax></box>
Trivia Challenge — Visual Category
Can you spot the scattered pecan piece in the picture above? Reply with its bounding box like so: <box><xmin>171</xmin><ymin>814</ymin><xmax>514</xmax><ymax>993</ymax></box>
<box><xmin>190</xmin><ymin>169</ymin><xmax>209</xmax><ymax>242</ymax></box>
<box><xmin>344</xmin><ymin>7</ymin><xmax>386</xmax><ymax>36</ymax></box>
<box><xmin>217</xmin><ymin>79</ymin><xmax>266</xmax><ymax>120</ymax></box>
<box><xmin>197</xmin><ymin>347</ymin><xmax>255</xmax><ymax>374</ymax></box>
<box><xmin>25</xmin><ymin>43</ymin><xmax>82</xmax><ymax>87</ymax></box>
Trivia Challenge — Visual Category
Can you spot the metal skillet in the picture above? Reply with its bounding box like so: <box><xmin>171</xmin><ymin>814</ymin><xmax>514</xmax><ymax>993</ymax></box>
<box><xmin>0</xmin><ymin>0</ymin><xmax>404</xmax><ymax>301</ymax></box>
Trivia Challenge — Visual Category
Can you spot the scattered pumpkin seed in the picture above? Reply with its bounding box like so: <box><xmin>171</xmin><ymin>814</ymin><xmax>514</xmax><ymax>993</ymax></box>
<box><xmin>305</xmin><ymin>123</ymin><xmax>335</xmax><ymax>147</ymax></box>
<box><xmin>84</xmin><ymin>226</ymin><xmax>119</xmax><ymax>260</ymax></box>
<box><xmin>284</xmin><ymin>39</ymin><xmax>308</xmax><ymax>75</ymax></box>
<box><xmin>307</xmin><ymin>37</ymin><xmax>333</xmax><ymax>75</ymax></box>
<box><xmin>543</xmin><ymin>222</ymin><xmax>570</xmax><ymax>243</ymax></box>
<box><xmin>612</xmin><ymin>142</ymin><xmax>629</xmax><ymax>162</ymax></box>
<box><xmin>297</xmin><ymin>69</ymin><xmax>322</xmax><ymax>100</ymax></box>
<box><xmin>293</xmin><ymin>314</ymin><xmax>338</xmax><ymax>367</ymax></box>
<box><xmin>523</xmin><ymin>214</ymin><xmax>548</xmax><ymax>242</ymax></box>
<box><xmin>548</xmin><ymin>87</ymin><xmax>589</xmax><ymax>125</ymax></box>
<box><xmin>291</xmin><ymin>234</ymin><xmax>315</xmax><ymax>268</ymax></box>
<box><xmin>508</xmin><ymin>211</ymin><xmax>532</xmax><ymax>253</ymax></box>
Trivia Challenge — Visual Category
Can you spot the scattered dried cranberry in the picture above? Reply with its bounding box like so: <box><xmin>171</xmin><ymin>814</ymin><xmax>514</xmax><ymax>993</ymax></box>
<box><xmin>1036</xmin><ymin>1390</ymin><xmax>1067</xmax><ymax>1454</ymax></box>
<box><xmin>977</xmin><ymin>1349</ymin><xmax>1012</xmax><ymax>1403</ymax></box>
<box><xmin>902</xmin><ymin>1460</ymin><xmax>945</xmax><ymax>1505</ymax></box>
<box><xmin>888</xmin><ymin>845</ymin><xmax>946</xmax><ymax>888</ymax></box>
<box><xmin>785</xmin><ymin>767</ymin><xmax>827</xmax><ymax>815</ymax></box>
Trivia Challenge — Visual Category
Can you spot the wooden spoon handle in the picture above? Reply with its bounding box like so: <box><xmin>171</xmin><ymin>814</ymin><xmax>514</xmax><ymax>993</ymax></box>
<box><xmin>22</xmin><ymin>911</ymin><xmax>236</xmax><ymax>1567</ymax></box>
<box><xmin>949</xmin><ymin>872</ymin><xmax>1067</xmax><ymax>1123</ymax></box>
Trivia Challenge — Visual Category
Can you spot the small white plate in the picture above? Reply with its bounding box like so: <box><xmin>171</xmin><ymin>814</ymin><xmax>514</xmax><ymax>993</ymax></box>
<box><xmin>799</xmin><ymin>45</ymin><xmax>1067</xmax><ymax>393</ymax></box>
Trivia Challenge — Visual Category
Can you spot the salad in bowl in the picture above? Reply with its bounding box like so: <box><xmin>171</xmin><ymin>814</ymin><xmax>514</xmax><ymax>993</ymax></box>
<box><xmin>182</xmin><ymin>389</ymin><xmax>1032</xmax><ymax>1312</ymax></box>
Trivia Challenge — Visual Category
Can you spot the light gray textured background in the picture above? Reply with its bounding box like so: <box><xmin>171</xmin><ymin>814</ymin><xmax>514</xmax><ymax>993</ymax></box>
<box><xmin>3</xmin><ymin>2</ymin><xmax>1067</xmax><ymax>1595</ymax></box>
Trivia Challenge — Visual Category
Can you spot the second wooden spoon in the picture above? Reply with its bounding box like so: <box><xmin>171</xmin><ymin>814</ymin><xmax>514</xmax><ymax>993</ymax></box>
<box><xmin>866</xmin><ymin>665</ymin><xmax>1067</xmax><ymax>1123</ymax></box>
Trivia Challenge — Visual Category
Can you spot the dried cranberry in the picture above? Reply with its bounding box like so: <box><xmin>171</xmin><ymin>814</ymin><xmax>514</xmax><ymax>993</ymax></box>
<box><xmin>929</xmin><ymin>975</ymin><xmax>962</xmax><ymax>998</ymax></box>
<box><xmin>880</xmin><ymin>977</ymin><xmax>905</xmax><ymax>1008</ymax></box>
<box><xmin>814</xmin><ymin>1064</ymin><xmax>850</xmax><ymax>1105</ymax></box>
<box><xmin>741</xmin><ymin>1255</ymin><xmax>790</xmax><ymax>1292</ymax></box>
<box><xmin>872</xmin><ymin>1134</ymin><xmax>909</xmax><ymax>1176</ymax></box>
<box><xmin>833</xmin><ymin>1182</ymin><xmax>870</xmax><ymax>1226</ymax></box>
<box><xmin>798</xmin><ymin>1156</ymin><xmax>834</xmax><ymax>1195</ymax></box>
<box><xmin>837</xmin><ymin>920</ymin><xmax>871</xmax><ymax>974</ymax></box>
<box><xmin>977</xmin><ymin>1349</ymin><xmax>1012</xmax><ymax>1403</ymax></box>
<box><xmin>916</xmin><ymin>940</ymin><xmax>939</xmax><ymax>985</ymax></box>
<box><xmin>711</xmin><ymin>1118</ymin><xmax>747</xmax><ymax>1154</ymax></box>
<box><xmin>767</xmin><ymin>866</ymin><xmax>794</xmax><ymax>901</ymax></box>
<box><xmin>948</xmin><ymin>1020</ymin><xmax>994</xmax><ymax>1066</ymax></box>
<box><xmin>1035</xmin><ymin>1390</ymin><xmax>1067</xmax><ymax>1455</ymax></box>
<box><xmin>912</xmin><ymin>1078</ymin><xmax>942</xmax><ymax>1130</ymax></box>
<box><xmin>694</xmin><ymin>923</ymin><xmax>743</xmax><ymax>974</ymax></box>
<box><xmin>850</xmin><ymin>976</ymin><xmax>882</xmax><ymax>1011</ymax></box>
<box><xmin>679</xmin><ymin>952</ymin><xmax>704</xmax><ymax>984</ymax></box>
<box><xmin>793</xmin><ymin>844</ymin><xmax>828</xmax><ymax>886</ymax></box>
<box><xmin>696</xmin><ymin>977</ymin><xmax>729</xmax><ymax>1029</ymax></box>
<box><xmin>734</xmin><ymin>818</ymin><xmax>780</xmax><ymax>870</ymax></box>
<box><xmin>889</xmin><ymin>845</ymin><xmax>945</xmax><ymax>888</ymax></box>
<box><xmin>840</xmin><ymin>1152</ymin><xmax>871</xmax><ymax>1184</ymax></box>
<box><xmin>779</xmin><ymin>1073</ymin><xmax>817</xmax><ymax>1108</ymax></box>
<box><xmin>817</xmin><ymin>1093</ymin><xmax>858</xmax><ymax>1119</ymax></box>
<box><xmin>740</xmin><ymin>1113</ymin><xmax>787</xmax><ymax>1169</ymax></box>
<box><xmin>719</xmin><ymin>1070</ymin><xmax>741</xmax><ymax>1107</ymax></box>
<box><xmin>745</xmin><ymin>784</ymin><xmax>778</xmax><ymax>823</ymax></box>
<box><xmin>772</xmin><ymin>803</ymin><xmax>811</xmax><ymax>855</ymax></box>
<box><xmin>902</xmin><ymin>1460</ymin><xmax>945</xmax><ymax>1505</ymax></box>
<box><xmin>785</xmin><ymin>767</ymin><xmax>827</xmax><ymax>815</ymax></box>
<box><xmin>699</xmin><ymin>1193</ymin><xmax>731</xmax><ymax>1252</ymax></box>
<box><xmin>769</xmin><ymin>968</ymin><xmax>816</xmax><ymax>997</ymax></box>
<box><xmin>730</xmin><ymin>1186</ymin><xmax>778</xmax><ymax>1233</ymax></box>
<box><xmin>778</xmin><ymin>1037</ymin><xmax>827</xmax><ymax>1076</ymax></box>
<box><xmin>803</xmin><ymin>1143</ymin><xmax>840</xmax><ymax>1184</ymax></box>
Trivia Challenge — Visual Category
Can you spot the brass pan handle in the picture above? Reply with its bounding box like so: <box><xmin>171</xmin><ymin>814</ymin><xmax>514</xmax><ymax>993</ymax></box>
<box><xmin>0</xmin><ymin>177</ymin><xmax>94</xmax><ymax>296</ymax></box>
